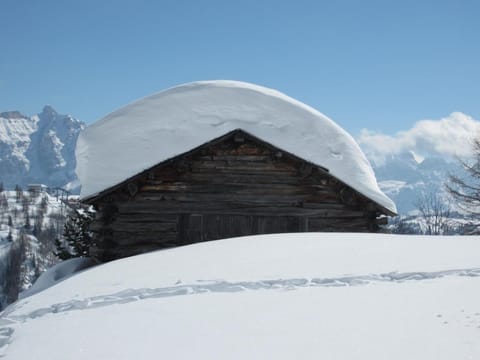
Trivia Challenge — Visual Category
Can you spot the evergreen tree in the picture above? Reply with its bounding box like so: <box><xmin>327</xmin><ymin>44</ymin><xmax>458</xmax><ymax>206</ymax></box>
<box><xmin>4</xmin><ymin>235</ymin><xmax>24</xmax><ymax>304</ymax></box>
<box><xmin>24</xmin><ymin>212</ymin><xmax>31</xmax><ymax>230</ymax></box>
<box><xmin>32</xmin><ymin>219</ymin><xmax>41</xmax><ymax>237</ymax></box>
<box><xmin>54</xmin><ymin>238</ymin><xmax>72</xmax><ymax>260</ymax></box>
<box><xmin>55</xmin><ymin>205</ymin><xmax>95</xmax><ymax>259</ymax></box>
<box><xmin>0</xmin><ymin>193</ymin><xmax>8</xmax><ymax>211</ymax></box>
<box><xmin>21</xmin><ymin>195</ymin><xmax>30</xmax><ymax>213</ymax></box>
<box><xmin>15</xmin><ymin>185</ymin><xmax>22</xmax><ymax>202</ymax></box>
<box><xmin>6</xmin><ymin>230</ymin><xmax>13</xmax><ymax>242</ymax></box>
<box><xmin>40</xmin><ymin>196</ymin><xmax>49</xmax><ymax>212</ymax></box>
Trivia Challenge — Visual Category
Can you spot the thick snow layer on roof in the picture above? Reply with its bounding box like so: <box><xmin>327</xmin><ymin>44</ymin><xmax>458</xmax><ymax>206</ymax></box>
<box><xmin>76</xmin><ymin>80</ymin><xmax>396</xmax><ymax>213</ymax></box>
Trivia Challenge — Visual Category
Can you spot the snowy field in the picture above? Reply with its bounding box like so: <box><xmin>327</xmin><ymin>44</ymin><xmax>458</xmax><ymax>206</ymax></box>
<box><xmin>1</xmin><ymin>233</ymin><xmax>479</xmax><ymax>359</ymax></box>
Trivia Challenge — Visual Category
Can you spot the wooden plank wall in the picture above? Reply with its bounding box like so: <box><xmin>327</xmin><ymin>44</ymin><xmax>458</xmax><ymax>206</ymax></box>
<box><xmin>90</xmin><ymin>132</ymin><xmax>378</xmax><ymax>261</ymax></box>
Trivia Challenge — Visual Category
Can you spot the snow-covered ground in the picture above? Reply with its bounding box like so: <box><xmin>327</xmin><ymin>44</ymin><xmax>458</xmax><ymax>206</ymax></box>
<box><xmin>0</xmin><ymin>233</ymin><xmax>479</xmax><ymax>359</ymax></box>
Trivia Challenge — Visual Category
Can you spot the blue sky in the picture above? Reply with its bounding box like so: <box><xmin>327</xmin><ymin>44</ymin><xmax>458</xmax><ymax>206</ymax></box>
<box><xmin>1</xmin><ymin>0</ymin><xmax>479</xmax><ymax>135</ymax></box>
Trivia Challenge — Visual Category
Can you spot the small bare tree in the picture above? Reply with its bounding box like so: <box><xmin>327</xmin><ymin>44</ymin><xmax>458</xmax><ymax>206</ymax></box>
<box><xmin>415</xmin><ymin>192</ymin><xmax>451</xmax><ymax>235</ymax></box>
<box><xmin>446</xmin><ymin>139</ymin><xmax>480</xmax><ymax>212</ymax></box>
<box><xmin>446</xmin><ymin>138</ymin><xmax>480</xmax><ymax>232</ymax></box>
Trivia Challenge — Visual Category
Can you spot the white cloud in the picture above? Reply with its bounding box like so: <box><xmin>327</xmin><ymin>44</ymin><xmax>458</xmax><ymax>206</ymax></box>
<box><xmin>357</xmin><ymin>112</ymin><xmax>480</xmax><ymax>164</ymax></box>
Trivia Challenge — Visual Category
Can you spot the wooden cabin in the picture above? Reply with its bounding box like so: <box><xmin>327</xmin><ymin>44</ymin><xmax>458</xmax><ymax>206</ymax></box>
<box><xmin>84</xmin><ymin>129</ymin><xmax>395</xmax><ymax>262</ymax></box>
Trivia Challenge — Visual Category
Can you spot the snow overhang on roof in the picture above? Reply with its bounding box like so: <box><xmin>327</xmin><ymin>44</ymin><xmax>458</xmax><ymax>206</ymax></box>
<box><xmin>76</xmin><ymin>80</ymin><xmax>397</xmax><ymax>215</ymax></box>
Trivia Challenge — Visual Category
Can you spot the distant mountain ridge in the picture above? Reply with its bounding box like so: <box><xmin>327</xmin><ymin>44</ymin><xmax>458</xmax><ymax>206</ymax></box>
<box><xmin>0</xmin><ymin>106</ymin><xmax>85</xmax><ymax>192</ymax></box>
<box><xmin>0</xmin><ymin>105</ymin><xmax>461</xmax><ymax>214</ymax></box>
<box><xmin>366</xmin><ymin>151</ymin><xmax>462</xmax><ymax>214</ymax></box>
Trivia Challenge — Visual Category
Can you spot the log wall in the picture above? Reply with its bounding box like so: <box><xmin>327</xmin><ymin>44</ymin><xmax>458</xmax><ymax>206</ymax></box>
<box><xmin>88</xmin><ymin>131</ymin><xmax>382</xmax><ymax>261</ymax></box>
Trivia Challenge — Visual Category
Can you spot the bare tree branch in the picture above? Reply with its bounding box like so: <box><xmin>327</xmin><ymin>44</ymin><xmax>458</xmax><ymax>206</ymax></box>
<box><xmin>414</xmin><ymin>192</ymin><xmax>451</xmax><ymax>235</ymax></box>
<box><xmin>446</xmin><ymin>138</ymin><xmax>480</xmax><ymax>232</ymax></box>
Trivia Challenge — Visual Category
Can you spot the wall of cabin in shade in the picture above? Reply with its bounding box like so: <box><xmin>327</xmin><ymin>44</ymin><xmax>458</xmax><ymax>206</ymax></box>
<box><xmin>89</xmin><ymin>132</ymin><xmax>379</xmax><ymax>261</ymax></box>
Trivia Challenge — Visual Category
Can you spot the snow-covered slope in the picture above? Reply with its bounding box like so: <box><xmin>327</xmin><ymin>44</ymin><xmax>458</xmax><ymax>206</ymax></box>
<box><xmin>1</xmin><ymin>233</ymin><xmax>479</xmax><ymax>359</ymax></box>
<box><xmin>77</xmin><ymin>80</ymin><xmax>396</xmax><ymax>213</ymax></box>
<box><xmin>0</xmin><ymin>189</ymin><xmax>70</xmax><ymax>308</ymax></box>
<box><xmin>0</xmin><ymin>107</ymin><xmax>84</xmax><ymax>191</ymax></box>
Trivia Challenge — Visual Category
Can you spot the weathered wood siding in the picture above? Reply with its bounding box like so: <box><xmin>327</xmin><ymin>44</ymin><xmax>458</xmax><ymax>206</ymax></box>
<box><xmin>88</xmin><ymin>131</ymin><xmax>383</xmax><ymax>261</ymax></box>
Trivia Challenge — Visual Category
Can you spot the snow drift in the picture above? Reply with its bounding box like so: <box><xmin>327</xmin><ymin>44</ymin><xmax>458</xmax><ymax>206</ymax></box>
<box><xmin>1</xmin><ymin>233</ymin><xmax>479</xmax><ymax>359</ymax></box>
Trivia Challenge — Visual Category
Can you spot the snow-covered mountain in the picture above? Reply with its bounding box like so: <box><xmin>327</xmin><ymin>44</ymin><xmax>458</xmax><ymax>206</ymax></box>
<box><xmin>0</xmin><ymin>106</ymin><xmax>85</xmax><ymax>192</ymax></box>
<box><xmin>357</xmin><ymin>112</ymin><xmax>479</xmax><ymax>216</ymax></box>
<box><xmin>0</xmin><ymin>188</ymin><xmax>71</xmax><ymax>308</ymax></box>
<box><xmin>364</xmin><ymin>151</ymin><xmax>462</xmax><ymax>214</ymax></box>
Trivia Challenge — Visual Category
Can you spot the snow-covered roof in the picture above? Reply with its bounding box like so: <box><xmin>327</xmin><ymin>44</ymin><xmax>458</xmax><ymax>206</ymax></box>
<box><xmin>76</xmin><ymin>80</ymin><xmax>396</xmax><ymax>214</ymax></box>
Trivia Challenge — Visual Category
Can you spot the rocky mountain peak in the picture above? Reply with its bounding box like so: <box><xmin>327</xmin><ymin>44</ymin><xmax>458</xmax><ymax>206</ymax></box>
<box><xmin>0</xmin><ymin>111</ymin><xmax>27</xmax><ymax>119</ymax></box>
<box><xmin>0</xmin><ymin>106</ymin><xmax>85</xmax><ymax>192</ymax></box>
<box><xmin>41</xmin><ymin>105</ymin><xmax>57</xmax><ymax>116</ymax></box>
